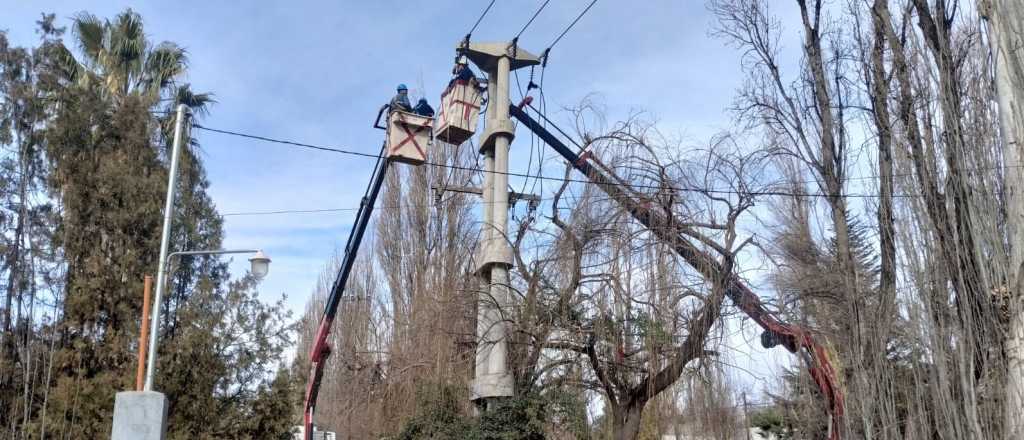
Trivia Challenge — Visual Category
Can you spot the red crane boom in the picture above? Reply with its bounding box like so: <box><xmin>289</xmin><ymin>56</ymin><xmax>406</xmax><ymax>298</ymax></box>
<box><xmin>510</xmin><ymin>102</ymin><xmax>844</xmax><ymax>438</ymax></box>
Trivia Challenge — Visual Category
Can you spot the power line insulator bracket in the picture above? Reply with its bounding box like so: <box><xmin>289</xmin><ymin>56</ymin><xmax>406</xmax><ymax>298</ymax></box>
<box><xmin>460</xmin><ymin>42</ymin><xmax>540</xmax><ymax>74</ymax></box>
<box><xmin>478</xmin><ymin>119</ymin><xmax>515</xmax><ymax>154</ymax></box>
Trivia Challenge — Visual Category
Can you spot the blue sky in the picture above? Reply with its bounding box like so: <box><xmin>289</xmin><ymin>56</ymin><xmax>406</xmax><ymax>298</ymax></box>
<box><xmin>5</xmin><ymin>0</ymin><xmax>807</xmax><ymax>394</ymax></box>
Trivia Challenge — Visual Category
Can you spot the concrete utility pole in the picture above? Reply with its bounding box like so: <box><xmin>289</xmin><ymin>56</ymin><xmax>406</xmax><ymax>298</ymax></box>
<box><xmin>462</xmin><ymin>41</ymin><xmax>539</xmax><ymax>409</ymax></box>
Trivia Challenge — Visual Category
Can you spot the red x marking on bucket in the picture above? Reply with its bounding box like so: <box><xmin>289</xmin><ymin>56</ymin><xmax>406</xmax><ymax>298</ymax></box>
<box><xmin>452</xmin><ymin>99</ymin><xmax>480</xmax><ymax>121</ymax></box>
<box><xmin>391</xmin><ymin>117</ymin><xmax>429</xmax><ymax>159</ymax></box>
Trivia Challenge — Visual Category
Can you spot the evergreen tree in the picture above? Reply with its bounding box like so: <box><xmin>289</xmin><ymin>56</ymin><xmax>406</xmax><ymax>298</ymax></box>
<box><xmin>0</xmin><ymin>10</ymin><xmax>297</xmax><ymax>438</ymax></box>
<box><xmin>44</xmin><ymin>83</ymin><xmax>167</xmax><ymax>438</ymax></box>
<box><xmin>0</xmin><ymin>16</ymin><xmax>67</xmax><ymax>435</ymax></box>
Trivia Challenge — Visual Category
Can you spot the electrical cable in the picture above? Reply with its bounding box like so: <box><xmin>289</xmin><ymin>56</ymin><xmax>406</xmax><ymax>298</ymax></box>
<box><xmin>531</xmin><ymin>64</ymin><xmax>548</xmax><ymax>197</ymax></box>
<box><xmin>516</xmin><ymin>0</ymin><xmax>551</xmax><ymax>39</ymax></box>
<box><xmin>192</xmin><ymin>123</ymin><xmax>1017</xmax><ymax>200</ymax></box>
<box><xmin>193</xmin><ymin>124</ymin><xmax>379</xmax><ymax>159</ymax></box>
<box><xmin>467</xmin><ymin>0</ymin><xmax>496</xmax><ymax>38</ymax></box>
<box><xmin>548</xmin><ymin>0</ymin><xmax>598</xmax><ymax>51</ymax></box>
<box><xmin>220</xmin><ymin>195</ymin><xmax>566</xmax><ymax>218</ymax></box>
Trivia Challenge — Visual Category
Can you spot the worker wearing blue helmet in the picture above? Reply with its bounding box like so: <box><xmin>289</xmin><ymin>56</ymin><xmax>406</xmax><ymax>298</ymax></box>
<box><xmin>389</xmin><ymin>84</ymin><xmax>412</xmax><ymax>113</ymax></box>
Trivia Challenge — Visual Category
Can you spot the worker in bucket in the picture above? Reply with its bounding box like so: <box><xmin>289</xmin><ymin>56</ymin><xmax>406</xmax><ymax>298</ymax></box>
<box><xmin>445</xmin><ymin>56</ymin><xmax>486</xmax><ymax>107</ymax></box>
<box><xmin>453</xmin><ymin>56</ymin><xmax>476</xmax><ymax>83</ymax></box>
<box><xmin>448</xmin><ymin>56</ymin><xmax>482</xmax><ymax>90</ymax></box>
<box><xmin>413</xmin><ymin>98</ymin><xmax>434</xmax><ymax>117</ymax></box>
<box><xmin>389</xmin><ymin>84</ymin><xmax>412</xmax><ymax>113</ymax></box>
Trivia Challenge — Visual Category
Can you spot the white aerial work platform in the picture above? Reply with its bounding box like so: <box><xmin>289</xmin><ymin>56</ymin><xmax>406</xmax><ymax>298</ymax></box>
<box><xmin>386</xmin><ymin>110</ymin><xmax>433</xmax><ymax>165</ymax></box>
<box><xmin>435</xmin><ymin>79</ymin><xmax>483</xmax><ymax>145</ymax></box>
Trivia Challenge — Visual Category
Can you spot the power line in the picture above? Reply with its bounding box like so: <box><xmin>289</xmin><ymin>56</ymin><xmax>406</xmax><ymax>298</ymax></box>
<box><xmin>516</xmin><ymin>0</ymin><xmax>551</xmax><ymax>40</ymax></box>
<box><xmin>222</xmin><ymin>192</ymin><xmax>736</xmax><ymax>218</ymax></box>
<box><xmin>546</xmin><ymin>0</ymin><xmax>598</xmax><ymax>52</ymax></box>
<box><xmin>192</xmin><ymin>124</ymin><xmax>379</xmax><ymax>159</ymax></box>
<box><xmin>467</xmin><ymin>0</ymin><xmax>496</xmax><ymax>38</ymax></box>
<box><xmin>192</xmin><ymin>123</ymin><xmax>1012</xmax><ymax>200</ymax></box>
<box><xmin>523</xmin><ymin>100</ymin><xmax>1008</xmax><ymax>190</ymax></box>
<box><xmin>222</xmin><ymin>207</ymin><xmax>357</xmax><ymax>216</ymax></box>
<box><xmin>222</xmin><ymin>198</ymin><xmax>539</xmax><ymax>217</ymax></box>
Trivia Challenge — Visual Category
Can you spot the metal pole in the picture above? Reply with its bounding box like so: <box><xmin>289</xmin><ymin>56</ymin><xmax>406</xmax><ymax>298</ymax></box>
<box><xmin>167</xmin><ymin>249</ymin><xmax>259</xmax><ymax>258</ymax></box>
<box><xmin>144</xmin><ymin>104</ymin><xmax>187</xmax><ymax>391</ymax></box>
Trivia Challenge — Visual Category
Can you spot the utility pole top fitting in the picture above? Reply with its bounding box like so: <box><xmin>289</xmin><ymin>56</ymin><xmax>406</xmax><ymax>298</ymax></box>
<box><xmin>460</xmin><ymin>42</ymin><xmax>540</xmax><ymax>72</ymax></box>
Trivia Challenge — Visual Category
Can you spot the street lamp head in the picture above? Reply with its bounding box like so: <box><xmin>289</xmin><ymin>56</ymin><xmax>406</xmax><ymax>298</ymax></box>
<box><xmin>249</xmin><ymin>250</ymin><xmax>271</xmax><ymax>280</ymax></box>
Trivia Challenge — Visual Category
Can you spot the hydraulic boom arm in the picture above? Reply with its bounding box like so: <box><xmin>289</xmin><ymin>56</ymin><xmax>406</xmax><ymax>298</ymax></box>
<box><xmin>302</xmin><ymin>143</ymin><xmax>390</xmax><ymax>440</ymax></box>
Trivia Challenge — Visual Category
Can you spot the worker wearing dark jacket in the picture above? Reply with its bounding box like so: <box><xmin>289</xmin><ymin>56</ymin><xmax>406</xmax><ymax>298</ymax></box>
<box><xmin>413</xmin><ymin>98</ymin><xmax>434</xmax><ymax>117</ymax></box>
<box><xmin>389</xmin><ymin>84</ymin><xmax>412</xmax><ymax>113</ymax></box>
<box><xmin>454</xmin><ymin>63</ymin><xmax>475</xmax><ymax>82</ymax></box>
<box><xmin>448</xmin><ymin>56</ymin><xmax>478</xmax><ymax>89</ymax></box>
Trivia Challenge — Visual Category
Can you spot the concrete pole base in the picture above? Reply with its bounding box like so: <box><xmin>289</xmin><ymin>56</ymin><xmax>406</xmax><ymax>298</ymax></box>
<box><xmin>470</xmin><ymin>373</ymin><xmax>514</xmax><ymax>401</ymax></box>
<box><xmin>111</xmin><ymin>391</ymin><xmax>168</xmax><ymax>440</ymax></box>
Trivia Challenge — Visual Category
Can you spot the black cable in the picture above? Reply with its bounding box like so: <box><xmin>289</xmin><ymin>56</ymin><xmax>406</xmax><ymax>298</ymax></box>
<box><xmin>193</xmin><ymin>124</ymin><xmax>380</xmax><ymax>159</ymax></box>
<box><xmin>224</xmin><ymin>196</ymin><xmax>557</xmax><ymax>216</ymax></box>
<box><xmin>192</xmin><ymin>123</ymin><xmax>1015</xmax><ymax>200</ymax></box>
<box><xmin>223</xmin><ymin>207</ymin><xmax>357</xmax><ymax>216</ymax></box>
<box><xmin>516</xmin><ymin>0</ymin><xmax>551</xmax><ymax>39</ymax></box>
<box><xmin>531</xmin><ymin>64</ymin><xmax>548</xmax><ymax>196</ymax></box>
<box><xmin>514</xmin><ymin>69</ymin><xmax>526</xmax><ymax>102</ymax></box>
<box><xmin>512</xmin><ymin>69</ymin><xmax>534</xmax><ymax>197</ymax></box>
<box><xmin>525</xmin><ymin>104</ymin><xmax>581</xmax><ymax>148</ymax></box>
<box><xmin>546</xmin><ymin>0</ymin><xmax>598</xmax><ymax>53</ymax></box>
<box><xmin>467</xmin><ymin>0</ymin><xmax>497</xmax><ymax>38</ymax></box>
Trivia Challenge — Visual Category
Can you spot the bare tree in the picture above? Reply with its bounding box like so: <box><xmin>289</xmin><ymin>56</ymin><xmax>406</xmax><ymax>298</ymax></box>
<box><xmin>709</xmin><ymin>1</ymin><xmax>870</xmax><ymax>436</ymax></box>
<box><xmin>297</xmin><ymin>139</ymin><xmax>479</xmax><ymax>436</ymax></box>
<box><xmin>713</xmin><ymin>1</ymin><xmax>1011</xmax><ymax>438</ymax></box>
<box><xmin>503</xmin><ymin>103</ymin><xmax>767</xmax><ymax>440</ymax></box>
<box><xmin>979</xmin><ymin>0</ymin><xmax>1024</xmax><ymax>435</ymax></box>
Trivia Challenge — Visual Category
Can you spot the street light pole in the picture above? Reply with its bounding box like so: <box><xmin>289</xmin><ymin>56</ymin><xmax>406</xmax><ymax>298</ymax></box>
<box><xmin>142</xmin><ymin>248</ymin><xmax>271</xmax><ymax>384</ymax></box>
<box><xmin>166</xmin><ymin>249</ymin><xmax>271</xmax><ymax>280</ymax></box>
<box><xmin>144</xmin><ymin>103</ymin><xmax>188</xmax><ymax>392</ymax></box>
<box><xmin>113</xmin><ymin>104</ymin><xmax>270</xmax><ymax>440</ymax></box>
<box><xmin>112</xmin><ymin>104</ymin><xmax>188</xmax><ymax>440</ymax></box>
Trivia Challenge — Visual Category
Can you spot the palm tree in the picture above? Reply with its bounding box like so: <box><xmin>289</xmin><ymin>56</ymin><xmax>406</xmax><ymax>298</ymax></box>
<box><xmin>54</xmin><ymin>9</ymin><xmax>213</xmax><ymax>117</ymax></box>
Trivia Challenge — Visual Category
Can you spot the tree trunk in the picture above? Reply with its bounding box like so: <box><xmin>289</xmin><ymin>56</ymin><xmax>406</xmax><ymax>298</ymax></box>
<box><xmin>797</xmin><ymin>2</ymin><xmax>859</xmax><ymax>437</ymax></box>
<box><xmin>866</xmin><ymin>2</ymin><xmax>900</xmax><ymax>437</ymax></box>
<box><xmin>982</xmin><ymin>0</ymin><xmax>1024</xmax><ymax>437</ymax></box>
<box><xmin>611</xmin><ymin>404</ymin><xmax>644</xmax><ymax>440</ymax></box>
<box><xmin>869</xmin><ymin>0</ymin><xmax>897</xmax><ymax>339</ymax></box>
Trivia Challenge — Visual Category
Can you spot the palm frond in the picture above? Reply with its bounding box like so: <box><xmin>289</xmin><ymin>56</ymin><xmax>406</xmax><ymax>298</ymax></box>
<box><xmin>71</xmin><ymin>12</ymin><xmax>105</xmax><ymax>67</ymax></box>
<box><xmin>47</xmin><ymin>43</ymin><xmax>84</xmax><ymax>84</ymax></box>
<box><xmin>111</xmin><ymin>10</ymin><xmax>146</xmax><ymax>62</ymax></box>
<box><xmin>110</xmin><ymin>9</ymin><xmax>147</xmax><ymax>95</ymax></box>
<box><xmin>144</xmin><ymin>43</ymin><xmax>187</xmax><ymax>96</ymax></box>
<box><xmin>172</xmin><ymin>83</ymin><xmax>215</xmax><ymax>118</ymax></box>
